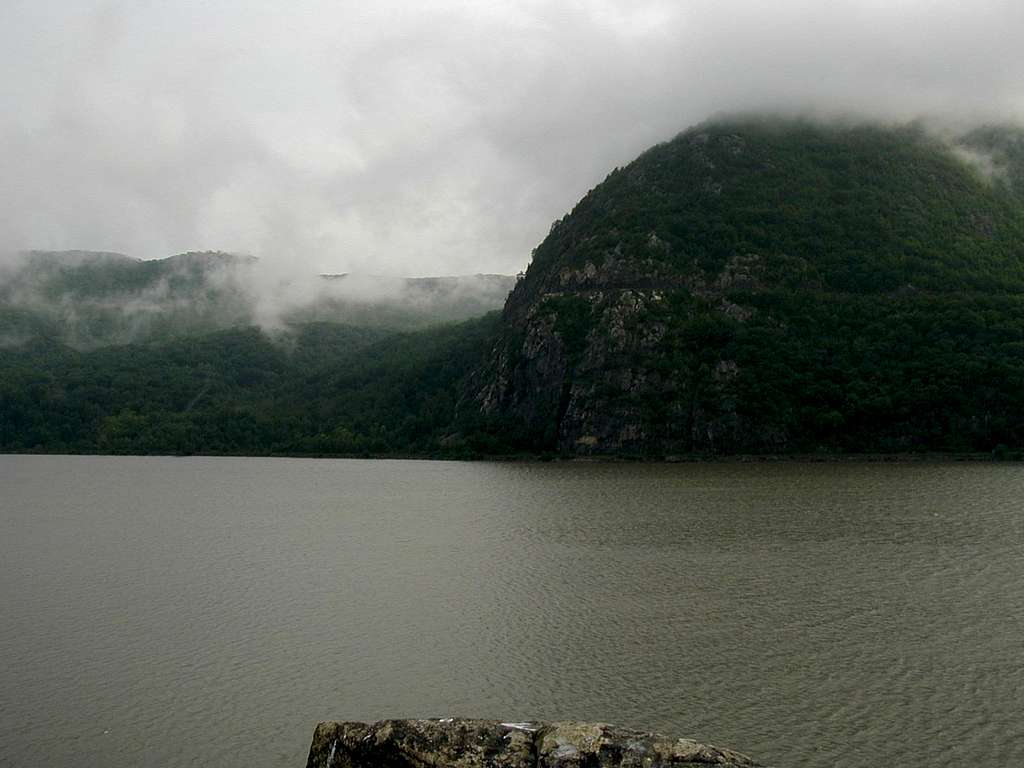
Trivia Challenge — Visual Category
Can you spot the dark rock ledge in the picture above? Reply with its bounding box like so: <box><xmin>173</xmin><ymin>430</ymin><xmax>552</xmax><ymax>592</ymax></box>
<box><xmin>306</xmin><ymin>719</ymin><xmax>761</xmax><ymax>768</ymax></box>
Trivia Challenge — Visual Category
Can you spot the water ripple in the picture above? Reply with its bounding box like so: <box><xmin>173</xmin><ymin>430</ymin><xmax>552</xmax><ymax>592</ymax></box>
<box><xmin>1</xmin><ymin>456</ymin><xmax>1022</xmax><ymax>767</ymax></box>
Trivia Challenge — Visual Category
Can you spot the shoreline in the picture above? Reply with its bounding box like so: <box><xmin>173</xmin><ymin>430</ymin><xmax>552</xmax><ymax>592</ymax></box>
<box><xmin>1</xmin><ymin>448</ymin><xmax>1018</xmax><ymax>463</ymax></box>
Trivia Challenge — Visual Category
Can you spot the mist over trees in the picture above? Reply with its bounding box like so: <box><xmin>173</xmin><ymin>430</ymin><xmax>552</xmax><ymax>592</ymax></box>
<box><xmin>4</xmin><ymin>118</ymin><xmax>1024</xmax><ymax>458</ymax></box>
<box><xmin>0</xmin><ymin>250</ymin><xmax>513</xmax><ymax>348</ymax></box>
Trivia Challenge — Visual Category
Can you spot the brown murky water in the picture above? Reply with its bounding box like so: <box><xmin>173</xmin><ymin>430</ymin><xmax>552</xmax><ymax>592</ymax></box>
<box><xmin>2</xmin><ymin>455</ymin><xmax>1022</xmax><ymax>766</ymax></box>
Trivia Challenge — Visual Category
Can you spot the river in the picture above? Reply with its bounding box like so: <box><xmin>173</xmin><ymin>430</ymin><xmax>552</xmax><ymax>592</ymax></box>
<box><xmin>1</xmin><ymin>455</ymin><xmax>1021</xmax><ymax>766</ymax></box>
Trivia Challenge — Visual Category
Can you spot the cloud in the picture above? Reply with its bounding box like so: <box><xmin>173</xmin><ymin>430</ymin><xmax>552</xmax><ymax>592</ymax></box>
<box><xmin>1</xmin><ymin>0</ymin><xmax>1022</xmax><ymax>276</ymax></box>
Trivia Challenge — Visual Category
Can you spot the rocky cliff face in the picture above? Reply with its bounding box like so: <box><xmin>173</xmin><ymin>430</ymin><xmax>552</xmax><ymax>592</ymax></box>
<box><xmin>305</xmin><ymin>719</ymin><xmax>760</xmax><ymax>768</ymax></box>
<box><xmin>471</xmin><ymin>118</ymin><xmax>1024</xmax><ymax>456</ymax></box>
<box><xmin>475</xmin><ymin>250</ymin><xmax>766</xmax><ymax>455</ymax></box>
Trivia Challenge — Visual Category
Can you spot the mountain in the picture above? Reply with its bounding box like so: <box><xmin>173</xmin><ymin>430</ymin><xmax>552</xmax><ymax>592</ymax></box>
<box><xmin>6</xmin><ymin>117</ymin><xmax>1024</xmax><ymax>458</ymax></box>
<box><xmin>0</xmin><ymin>250</ymin><xmax>514</xmax><ymax>347</ymax></box>
<box><xmin>0</xmin><ymin>249</ymin><xmax>513</xmax><ymax>455</ymax></box>
<box><xmin>473</xmin><ymin>117</ymin><xmax>1024</xmax><ymax>456</ymax></box>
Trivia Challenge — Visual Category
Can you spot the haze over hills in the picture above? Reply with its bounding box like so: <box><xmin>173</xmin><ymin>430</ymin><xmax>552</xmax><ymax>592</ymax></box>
<box><xmin>4</xmin><ymin>116</ymin><xmax>1024</xmax><ymax>457</ymax></box>
<box><xmin>0</xmin><ymin>249</ymin><xmax>514</xmax><ymax>348</ymax></box>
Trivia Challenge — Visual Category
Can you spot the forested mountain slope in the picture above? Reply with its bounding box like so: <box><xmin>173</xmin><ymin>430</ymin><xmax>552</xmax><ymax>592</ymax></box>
<box><xmin>0</xmin><ymin>316</ymin><xmax>500</xmax><ymax>455</ymax></box>
<box><xmin>473</xmin><ymin>118</ymin><xmax>1024</xmax><ymax>455</ymax></box>
<box><xmin>5</xmin><ymin>118</ymin><xmax>1024</xmax><ymax>458</ymax></box>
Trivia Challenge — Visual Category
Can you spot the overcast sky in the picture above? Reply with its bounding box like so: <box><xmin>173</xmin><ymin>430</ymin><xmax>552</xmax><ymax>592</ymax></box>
<box><xmin>2</xmin><ymin>0</ymin><xmax>1023</xmax><ymax>276</ymax></box>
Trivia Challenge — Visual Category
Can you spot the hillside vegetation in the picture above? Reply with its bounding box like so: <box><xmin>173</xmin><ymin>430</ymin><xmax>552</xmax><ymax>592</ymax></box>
<box><xmin>476</xmin><ymin>118</ymin><xmax>1024</xmax><ymax>456</ymax></box>
<box><xmin>0</xmin><ymin>316</ymin><xmax>500</xmax><ymax>456</ymax></box>
<box><xmin>5</xmin><ymin>117</ymin><xmax>1024</xmax><ymax>457</ymax></box>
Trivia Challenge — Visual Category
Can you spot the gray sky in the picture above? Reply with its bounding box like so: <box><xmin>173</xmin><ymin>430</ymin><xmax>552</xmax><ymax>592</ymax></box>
<box><xmin>2</xmin><ymin>0</ymin><xmax>1023</xmax><ymax>276</ymax></box>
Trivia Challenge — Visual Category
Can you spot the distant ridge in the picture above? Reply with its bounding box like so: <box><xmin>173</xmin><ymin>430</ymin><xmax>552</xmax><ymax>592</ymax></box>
<box><xmin>0</xmin><ymin>249</ymin><xmax>514</xmax><ymax>347</ymax></box>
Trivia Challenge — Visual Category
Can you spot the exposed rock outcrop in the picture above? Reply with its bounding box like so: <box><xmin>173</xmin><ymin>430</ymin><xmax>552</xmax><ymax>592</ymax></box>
<box><xmin>305</xmin><ymin>719</ymin><xmax>760</xmax><ymax>768</ymax></box>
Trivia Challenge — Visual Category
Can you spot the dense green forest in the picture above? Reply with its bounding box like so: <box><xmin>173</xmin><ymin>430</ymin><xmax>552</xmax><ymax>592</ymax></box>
<box><xmin>0</xmin><ymin>317</ymin><xmax>507</xmax><ymax>457</ymax></box>
<box><xmin>522</xmin><ymin>120</ymin><xmax>1024</xmax><ymax>296</ymax></box>
<box><xmin>5</xmin><ymin>117</ymin><xmax>1024</xmax><ymax>458</ymax></box>
<box><xmin>479</xmin><ymin>118</ymin><xmax>1024</xmax><ymax>456</ymax></box>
